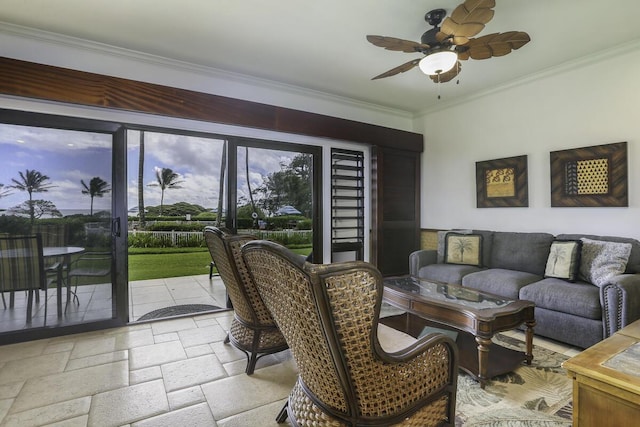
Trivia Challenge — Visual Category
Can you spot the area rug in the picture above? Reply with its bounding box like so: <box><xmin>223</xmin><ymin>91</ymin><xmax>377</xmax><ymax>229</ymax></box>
<box><xmin>455</xmin><ymin>333</ymin><xmax>573</xmax><ymax>427</ymax></box>
<box><xmin>137</xmin><ymin>304</ymin><xmax>222</xmax><ymax>321</ymax></box>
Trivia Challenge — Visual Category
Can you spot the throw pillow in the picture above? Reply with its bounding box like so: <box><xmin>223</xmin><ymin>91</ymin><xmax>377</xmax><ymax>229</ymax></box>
<box><xmin>544</xmin><ymin>240</ymin><xmax>582</xmax><ymax>282</ymax></box>
<box><xmin>579</xmin><ymin>238</ymin><xmax>632</xmax><ymax>286</ymax></box>
<box><xmin>444</xmin><ymin>233</ymin><xmax>483</xmax><ymax>267</ymax></box>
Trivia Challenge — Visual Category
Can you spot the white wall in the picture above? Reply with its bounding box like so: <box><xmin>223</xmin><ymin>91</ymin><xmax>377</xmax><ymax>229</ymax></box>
<box><xmin>414</xmin><ymin>46</ymin><xmax>640</xmax><ymax>240</ymax></box>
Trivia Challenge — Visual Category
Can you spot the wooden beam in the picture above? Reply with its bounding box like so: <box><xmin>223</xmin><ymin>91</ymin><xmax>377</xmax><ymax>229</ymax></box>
<box><xmin>0</xmin><ymin>57</ymin><xmax>423</xmax><ymax>152</ymax></box>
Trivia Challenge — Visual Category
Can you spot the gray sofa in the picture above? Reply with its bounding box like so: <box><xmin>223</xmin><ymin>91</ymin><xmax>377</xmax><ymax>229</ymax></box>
<box><xmin>409</xmin><ymin>230</ymin><xmax>640</xmax><ymax>349</ymax></box>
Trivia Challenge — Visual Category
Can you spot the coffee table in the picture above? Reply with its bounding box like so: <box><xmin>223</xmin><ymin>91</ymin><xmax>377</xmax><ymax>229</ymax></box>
<box><xmin>382</xmin><ymin>275</ymin><xmax>535</xmax><ymax>388</ymax></box>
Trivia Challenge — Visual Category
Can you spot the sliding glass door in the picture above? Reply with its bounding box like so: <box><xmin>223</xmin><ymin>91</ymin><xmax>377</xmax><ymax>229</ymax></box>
<box><xmin>0</xmin><ymin>111</ymin><xmax>127</xmax><ymax>342</ymax></box>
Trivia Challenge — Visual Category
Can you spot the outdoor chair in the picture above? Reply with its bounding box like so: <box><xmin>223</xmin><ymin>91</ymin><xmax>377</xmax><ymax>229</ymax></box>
<box><xmin>31</xmin><ymin>223</ymin><xmax>69</xmax><ymax>302</ymax></box>
<box><xmin>0</xmin><ymin>234</ymin><xmax>59</xmax><ymax>323</ymax></box>
<box><xmin>203</xmin><ymin>226</ymin><xmax>289</xmax><ymax>375</ymax></box>
<box><xmin>67</xmin><ymin>252</ymin><xmax>111</xmax><ymax>309</ymax></box>
<box><xmin>241</xmin><ymin>239</ymin><xmax>459</xmax><ymax>426</ymax></box>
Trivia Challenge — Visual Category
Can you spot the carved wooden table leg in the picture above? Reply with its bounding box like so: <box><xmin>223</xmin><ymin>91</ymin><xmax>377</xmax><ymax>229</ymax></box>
<box><xmin>524</xmin><ymin>319</ymin><xmax>536</xmax><ymax>365</ymax></box>
<box><xmin>476</xmin><ymin>336</ymin><xmax>492</xmax><ymax>389</ymax></box>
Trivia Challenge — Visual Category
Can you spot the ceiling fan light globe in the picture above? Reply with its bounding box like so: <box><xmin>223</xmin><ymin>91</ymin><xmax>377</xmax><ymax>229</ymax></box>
<box><xmin>418</xmin><ymin>51</ymin><xmax>458</xmax><ymax>75</ymax></box>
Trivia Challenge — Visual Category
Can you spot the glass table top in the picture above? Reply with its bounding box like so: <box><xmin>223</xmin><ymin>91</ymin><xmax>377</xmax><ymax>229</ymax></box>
<box><xmin>384</xmin><ymin>275</ymin><xmax>513</xmax><ymax>310</ymax></box>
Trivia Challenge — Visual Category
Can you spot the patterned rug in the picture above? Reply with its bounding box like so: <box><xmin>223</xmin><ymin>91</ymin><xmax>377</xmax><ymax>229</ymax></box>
<box><xmin>456</xmin><ymin>333</ymin><xmax>573</xmax><ymax>426</ymax></box>
<box><xmin>137</xmin><ymin>304</ymin><xmax>222</xmax><ymax>321</ymax></box>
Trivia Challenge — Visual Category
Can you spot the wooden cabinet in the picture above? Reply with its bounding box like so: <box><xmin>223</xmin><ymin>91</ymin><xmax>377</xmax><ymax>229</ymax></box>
<box><xmin>372</xmin><ymin>147</ymin><xmax>421</xmax><ymax>276</ymax></box>
<box><xmin>563</xmin><ymin>320</ymin><xmax>640</xmax><ymax>427</ymax></box>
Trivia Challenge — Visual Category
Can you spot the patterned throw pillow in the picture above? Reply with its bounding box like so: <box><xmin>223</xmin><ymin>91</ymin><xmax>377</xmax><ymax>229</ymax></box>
<box><xmin>544</xmin><ymin>240</ymin><xmax>582</xmax><ymax>282</ymax></box>
<box><xmin>579</xmin><ymin>238</ymin><xmax>632</xmax><ymax>286</ymax></box>
<box><xmin>444</xmin><ymin>233</ymin><xmax>483</xmax><ymax>267</ymax></box>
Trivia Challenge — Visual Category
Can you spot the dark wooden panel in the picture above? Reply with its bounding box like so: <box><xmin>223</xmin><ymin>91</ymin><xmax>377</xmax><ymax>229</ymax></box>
<box><xmin>0</xmin><ymin>57</ymin><xmax>423</xmax><ymax>151</ymax></box>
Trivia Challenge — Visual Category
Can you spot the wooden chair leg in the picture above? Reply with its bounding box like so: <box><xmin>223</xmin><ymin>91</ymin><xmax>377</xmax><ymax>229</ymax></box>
<box><xmin>276</xmin><ymin>402</ymin><xmax>288</xmax><ymax>423</ymax></box>
<box><xmin>245</xmin><ymin>352</ymin><xmax>258</xmax><ymax>375</ymax></box>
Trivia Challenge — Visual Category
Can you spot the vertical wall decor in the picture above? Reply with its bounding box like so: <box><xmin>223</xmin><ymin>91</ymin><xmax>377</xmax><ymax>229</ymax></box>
<box><xmin>476</xmin><ymin>155</ymin><xmax>528</xmax><ymax>208</ymax></box>
<box><xmin>550</xmin><ymin>142</ymin><xmax>628</xmax><ymax>207</ymax></box>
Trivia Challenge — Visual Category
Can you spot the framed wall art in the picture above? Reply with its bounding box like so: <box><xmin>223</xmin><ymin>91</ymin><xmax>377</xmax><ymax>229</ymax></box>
<box><xmin>550</xmin><ymin>142</ymin><xmax>628</xmax><ymax>207</ymax></box>
<box><xmin>476</xmin><ymin>155</ymin><xmax>528</xmax><ymax>208</ymax></box>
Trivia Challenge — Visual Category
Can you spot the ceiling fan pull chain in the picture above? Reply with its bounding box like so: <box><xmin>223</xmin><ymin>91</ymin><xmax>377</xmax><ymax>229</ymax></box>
<box><xmin>437</xmin><ymin>73</ymin><xmax>442</xmax><ymax>99</ymax></box>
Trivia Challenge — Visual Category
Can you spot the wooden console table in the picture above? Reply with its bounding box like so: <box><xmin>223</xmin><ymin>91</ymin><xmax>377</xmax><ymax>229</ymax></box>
<box><xmin>563</xmin><ymin>320</ymin><xmax>640</xmax><ymax>427</ymax></box>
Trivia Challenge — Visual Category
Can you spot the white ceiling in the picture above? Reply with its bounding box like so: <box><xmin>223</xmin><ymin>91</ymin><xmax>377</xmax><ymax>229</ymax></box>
<box><xmin>2</xmin><ymin>0</ymin><xmax>640</xmax><ymax>114</ymax></box>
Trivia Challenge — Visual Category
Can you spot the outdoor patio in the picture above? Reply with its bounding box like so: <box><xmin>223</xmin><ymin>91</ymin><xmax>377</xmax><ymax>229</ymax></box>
<box><xmin>0</xmin><ymin>274</ymin><xmax>230</xmax><ymax>334</ymax></box>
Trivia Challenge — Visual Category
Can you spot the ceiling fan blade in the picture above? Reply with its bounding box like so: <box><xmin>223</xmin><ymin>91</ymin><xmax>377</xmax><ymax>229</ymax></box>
<box><xmin>428</xmin><ymin>62</ymin><xmax>462</xmax><ymax>83</ymax></box>
<box><xmin>372</xmin><ymin>58</ymin><xmax>422</xmax><ymax>80</ymax></box>
<box><xmin>366</xmin><ymin>35</ymin><xmax>430</xmax><ymax>53</ymax></box>
<box><xmin>463</xmin><ymin>31</ymin><xmax>531</xmax><ymax>59</ymax></box>
<box><xmin>440</xmin><ymin>0</ymin><xmax>496</xmax><ymax>45</ymax></box>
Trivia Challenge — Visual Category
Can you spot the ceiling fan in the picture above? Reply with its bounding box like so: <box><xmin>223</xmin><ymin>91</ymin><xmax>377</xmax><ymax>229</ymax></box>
<box><xmin>367</xmin><ymin>0</ymin><xmax>530</xmax><ymax>83</ymax></box>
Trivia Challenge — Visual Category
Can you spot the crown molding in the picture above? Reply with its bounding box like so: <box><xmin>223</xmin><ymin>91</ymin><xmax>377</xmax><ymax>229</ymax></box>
<box><xmin>416</xmin><ymin>38</ymin><xmax>640</xmax><ymax>117</ymax></box>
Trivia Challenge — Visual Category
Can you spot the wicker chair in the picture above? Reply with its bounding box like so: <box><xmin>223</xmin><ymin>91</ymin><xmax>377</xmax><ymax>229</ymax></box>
<box><xmin>242</xmin><ymin>239</ymin><xmax>459</xmax><ymax>427</ymax></box>
<box><xmin>203</xmin><ymin>226</ymin><xmax>289</xmax><ymax>374</ymax></box>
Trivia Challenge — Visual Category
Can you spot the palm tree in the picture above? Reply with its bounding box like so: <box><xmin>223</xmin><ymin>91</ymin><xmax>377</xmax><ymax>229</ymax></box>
<box><xmin>0</xmin><ymin>183</ymin><xmax>12</xmax><ymax>198</ymax></box>
<box><xmin>81</xmin><ymin>176</ymin><xmax>111</xmax><ymax>216</ymax></box>
<box><xmin>148</xmin><ymin>167</ymin><xmax>183</xmax><ymax>216</ymax></box>
<box><xmin>10</xmin><ymin>169</ymin><xmax>54</xmax><ymax>223</ymax></box>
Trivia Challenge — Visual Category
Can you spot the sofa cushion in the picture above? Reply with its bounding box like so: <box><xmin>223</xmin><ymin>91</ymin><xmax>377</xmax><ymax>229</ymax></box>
<box><xmin>520</xmin><ymin>278</ymin><xmax>601</xmax><ymax>320</ymax></box>
<box><xmin>418</xmin><ymin>264</ymin><xmax>482</xmax><ymax>284</ymax></box>
<box><xmin>490</xmin><ymin>232</ymin><xmax>554</xmax><ymax>276</ymax></box>
<box><xmin>544</xmin><ymin>240</ymin><xmax>582</xmax><ymax>282</ymax></box>
<box><xmin>437</xmin><ymin>229</ymin><xmax>494</xmax><ymax>266</ymax></box>
<box><xmin>557</xmin><ymin>234</ymin><xmax>640</xmax><ymax>274</ymax></box>
<box><xmin>462</xmin><ymin>268</ymin><xmax>542</xmax><ymax>300</ymax></box>
<box><xmin>579</xmin><ymin>238</ymin><xmax>632</xmax><ymax>286</ymax></box>
<box><xmin>444</xmin><ymin>233</ymin><xmax>483</xmax><ymax>267</ymax></box>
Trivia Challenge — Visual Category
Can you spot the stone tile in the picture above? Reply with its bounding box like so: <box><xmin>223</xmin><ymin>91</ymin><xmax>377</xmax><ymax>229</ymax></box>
<box><xmin>70</xmin><ymin>336</ymin><xmax>117</xmax><ymax>359</ymax></box>
<box><xmin>1</xmin><ymin>396</ymin><xmax>90</xmax><ymax>427</ymax></box>
<box><xmin>217</xmin><ymin>399</ymin><xmax>291</xmax><ymax>427</ymax></box>
<box><xmin>11</xmin><ymin>361</ymin><xmax>129</xmax><ymax>413</ymax></box>
<box><xmin>66</xmin><ymin>350</ymin><xmax>128</xmax><ymax>371</ymax></box>
<box><xmin>132</xmin><ymin>403</ymin><xmax>217</xmax><ymax>427</ymax></box>
<box><xmin>130</xmin><ymin>366</ymin><xmax>163</xmax><ymax>385</ymax></box>
<box><xmin>129</xmin><ymin>341</ymin><xmax>187</xmax><ymax>370</ymax></box>
<box><xmin>154</xmin><ymin>332</ymin><xmax>180</xmax><ymax>343</ymax></box>
<box><xmin>44</xmin><ymin>341</ymin><xmax>75</xmax><ymax>354</ymax></box>
<box><xmin>178</xmin><ymin>325</ymin><xmax>227</xmax><ymax>348</ymax></box>
<box><xmin>167</xmin><ymin>386</ymin><xmax>205</xmax><ymax>410</ymax></box>
<box><xmin>0</xmin><ymin>398</ymin><xmax>12</xmax><ymax>424</ymax></box>
<box><xmin>47</xmin><ymin>414</ymin><xmax>89</xmax><ymax>426</ymax></box>
<box><xmin>161</xmin><ymin>354</ymin><xmax>227</xmax><ymax>392</ymax></box>
<box><xmin>0</xmin><ymin>351</ymin><xmax>69</xmax><ymax>385</ymax></box>
<box><xmin>132</xmin><ymin>402</ymin><xmax>216</xmax><ymax>427</ymax></box>
<box><xmin>150</xmin><ymin>317</ymin><xmax>198</xmax><ymax>335</ymax></box>
<box><xmin>88</xmin><ymin>379</ymin><xmax>169</xmax><ymax>427</ymax></box>
<box><xmin>0</xmin><ymin>381</ymin><xmax>23</xmax><ymax>399</ymax></box>
<box><xmin>185</xmin><ymin>344</ymin><xmax>214</xmax><ymax>358</ymax></box>
<box><xmin>210</xmin><ymin>341</ymin><xmax>245</xmax><ymax>364</ymax></box>
<box><xmin>0</xmin><ymin>341</ymin><xmax>49</xmax><ymax>364</ymax></box>
<box><xmin>201</xmin><ymin>360</ymin><xmax>297</xmax><ymax>420</ymax></box>
<box><xmin>114</xmin><ymin>328</ymin><xmax>156</xmax><ymax>350</ymax></box>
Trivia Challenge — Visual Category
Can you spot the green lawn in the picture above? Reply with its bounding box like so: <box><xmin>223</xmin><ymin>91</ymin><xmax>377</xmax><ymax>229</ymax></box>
<box><xmin>128</xmin><ymin>246</ymin><xmax>311</xmax><ymax>281</ymax></box>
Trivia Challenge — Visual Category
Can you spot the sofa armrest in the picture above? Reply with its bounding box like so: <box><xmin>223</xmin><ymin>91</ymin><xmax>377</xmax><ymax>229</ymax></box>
<box><xmin>409</xmin><ymin>249</ymin><xmax>437</xmax><ymax>276</ymax></box>
<box><xmin>600</xmin><ymin>274</ymin><xmax>640</xmax><ymax>338</ymax></box>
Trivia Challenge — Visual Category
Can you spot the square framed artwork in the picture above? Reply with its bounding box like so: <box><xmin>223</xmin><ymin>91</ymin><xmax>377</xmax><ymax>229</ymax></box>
<box><xmin>550</xmin><ymin>142</ymin><xmax>628</xmax><ymax>207</ymax></box>
<box><xmin>476</xmin><ymin>155</ymin><xmax>528</xmax><ymax>208</ymax></box>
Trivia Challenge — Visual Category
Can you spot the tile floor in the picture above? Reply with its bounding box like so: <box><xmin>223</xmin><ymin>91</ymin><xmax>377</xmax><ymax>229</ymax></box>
<box><xmin>0</xmin><ymin>274</ymin><xmax>582</xmax><ymax>426</ymax></box>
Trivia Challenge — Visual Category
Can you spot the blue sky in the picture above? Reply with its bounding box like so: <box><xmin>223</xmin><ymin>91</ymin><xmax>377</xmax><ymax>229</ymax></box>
<box><xmin>0</xmin><ymin>124</ymin><xmax>296</xmax><ymax>215</ymax></box>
